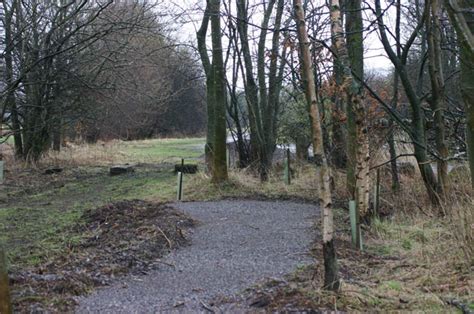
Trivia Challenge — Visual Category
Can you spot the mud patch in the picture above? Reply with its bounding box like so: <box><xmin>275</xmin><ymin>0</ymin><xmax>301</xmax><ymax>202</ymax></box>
<box><xmin>10</xmin><ymin>200</ymin><xmax>195</xmax><ymax>313</ymax></box>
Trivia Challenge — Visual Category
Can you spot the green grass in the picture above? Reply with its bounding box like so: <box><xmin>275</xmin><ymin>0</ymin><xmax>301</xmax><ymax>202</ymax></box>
<box><xmin>383</xmin><ymin>280</ymin><xmax>402</xmax><ymax>291</ymax></box>
<box><xmin>116</xmin><ymin>137</ymin><xmax>205</xmax><ymax>163</ymax></box>
<box><xmin>0</xmin><ymin>137</ymin><xmax>203</xmax><ymax>268</ymax></box>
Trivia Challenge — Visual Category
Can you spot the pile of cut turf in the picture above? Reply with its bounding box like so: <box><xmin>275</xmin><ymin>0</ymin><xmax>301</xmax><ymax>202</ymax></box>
<box><xmin>10</xmin><ymin>200</ymin><xmax>195</xmax><ymax>312</ymax></box>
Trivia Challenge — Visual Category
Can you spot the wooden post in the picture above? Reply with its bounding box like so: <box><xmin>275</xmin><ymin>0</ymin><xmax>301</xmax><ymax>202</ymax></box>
<box><xmin>284</xmin><ymin>148</ymin><xmax>291</xmax><ymax>185</ymax></box>
<box><xmin>177</xmin><ymin>171</ymin><xmax>183</xmax><ymax>201</ymax></box>
<box><xmin>226</xmin><ymin>148</ymin><xmax>230</xmax><ymax>169</ymax></box>
<box><xmin>0</xmin><ymin>160</ymin><xmax>3</xmax><ymax>184</ymax></box>
<box><xmin>287</xmin><ymin>148</ymin><xmax>291</xmax><ymax>185</ymax></box>
<box><xmin>0</xmin><ymin>246</ymin><xmax>11</xmax><ymax>314</ymax></box>
<box><xmin>375</xmin><ymin>168</ymin><xmax>380</xmax><ymax>218</ymax></box>
<box><xmin>349</xmin><ymin>200</ymin><xmax>357</xmax><ymax>247</ymax></box>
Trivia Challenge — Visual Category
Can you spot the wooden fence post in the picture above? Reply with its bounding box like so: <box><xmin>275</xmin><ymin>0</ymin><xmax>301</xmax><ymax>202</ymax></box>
<box><xmin>284</xmin><ymin>148</ymin><xmax>291</xmax><ymax>185</ymax></box>
<box><xmin>375</xmin><ymin>168</ymin><xmax>380</xmax><ymax>218</ymax></box>
<box><xmin>177</xmin><ymin>171</ymin><xmax>183</xmax><ymax>201</ymax></box>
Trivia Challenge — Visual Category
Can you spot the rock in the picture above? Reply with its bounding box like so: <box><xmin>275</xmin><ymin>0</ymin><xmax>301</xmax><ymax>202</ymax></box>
<box><xmin>110</xmin><ymin>165</ymin><xmax>135</xmax><ymax>176</ymax></box>
<box><xmin>44</xmin><ymin>167</ymin><xmax>63</xmax><ymax>175</ymax></box>
<box><xmin>174</xmin><ymin>164</ymin><xmax>198</xmax><ymax>174</ymax></box>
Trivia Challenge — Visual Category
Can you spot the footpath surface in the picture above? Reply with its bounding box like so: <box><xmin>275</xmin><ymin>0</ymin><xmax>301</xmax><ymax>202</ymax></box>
<box><xmin>77</xmin><ymin>200</ymin><xmax>318</xmax><ymax>313</ymax></box>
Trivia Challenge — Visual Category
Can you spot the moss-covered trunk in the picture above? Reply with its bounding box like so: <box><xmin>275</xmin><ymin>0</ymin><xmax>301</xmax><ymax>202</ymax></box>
<box><xmin>209</xmin><ymin>0</ymin><xmax>228</xmax><ymax>183</ymax></box>
<box><xmin>345</xmin><ymin>0</ymin><xmax>363</xmax><ymax>200</ymax></box>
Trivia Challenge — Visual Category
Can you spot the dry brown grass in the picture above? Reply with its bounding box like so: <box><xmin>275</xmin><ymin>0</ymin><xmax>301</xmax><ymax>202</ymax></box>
<box><xmin>2</xmin><ymin>141</ymin><xmax>123</xmax><ymax>173</ymax></box>
<box><xmin>183</xmin><ymin>161</ymin><xmax>325</xmax><ymax>202</ymax></box>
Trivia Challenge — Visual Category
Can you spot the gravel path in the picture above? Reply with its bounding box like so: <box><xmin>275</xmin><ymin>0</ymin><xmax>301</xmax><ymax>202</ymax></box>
<box><xmin>77</xmin><ymin>200</ymin><xmax>319</xmax><ymax>313</ymax></box>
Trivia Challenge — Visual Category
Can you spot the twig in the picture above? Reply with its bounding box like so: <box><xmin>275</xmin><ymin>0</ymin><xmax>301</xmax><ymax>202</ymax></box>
<box><xmin>155</xmin><ymin>259</ymin><xmax>175</xmax><ymax>268</ymax></box>
<box><xmin>156</xmin><ymin>226</ymin><xmax>172</xmax><ymax>249</ymax></box>
<box><xmin>199</xmin><ymin>300</ymin><xmax>216</xmax><ymax>313</ymax></box>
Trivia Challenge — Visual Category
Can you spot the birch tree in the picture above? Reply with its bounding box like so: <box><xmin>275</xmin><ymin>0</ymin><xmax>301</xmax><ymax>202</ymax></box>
<box><xmin>330</xmin><ymin>0</ymin><xmax>370</xmax><ymax>229</ymax></box>
<box><xmin>293</xmin><ymin>0</ymin><xmax>339</xmax><ymax>291</ymax></box>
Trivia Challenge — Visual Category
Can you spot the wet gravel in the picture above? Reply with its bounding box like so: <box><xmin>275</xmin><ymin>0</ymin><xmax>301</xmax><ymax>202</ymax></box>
<box><xmin>77</xmin><ymin>200</ymin><xmax>319</xmax><ymax>313</ymax></box>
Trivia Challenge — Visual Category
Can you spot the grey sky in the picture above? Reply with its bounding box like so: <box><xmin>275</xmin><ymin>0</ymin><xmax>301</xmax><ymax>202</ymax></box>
<box><xmin>164</xmin><ymin>0</ymin><xmax>394</xmax><ymax>72</ymax></box>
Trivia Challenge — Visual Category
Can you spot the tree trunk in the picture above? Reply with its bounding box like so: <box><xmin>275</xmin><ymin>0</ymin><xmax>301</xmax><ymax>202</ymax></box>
<box><xmin>375</xmin><ymin>0</ymin><xmax>440</xmax><ymax>204</ymax></box>
<box><xmin>444</xmin><ymin>0</ymin><xmax>474</xmax><ymax>188</ymax></box>
<box><xmin>209</xmin><ymin>0</ymin><xmax>228</xmax><ymax>183</ymax></box>
<box><xmin>345</xmin><ymin>0</ymin><xmax>363</xmax><ymax>200</ymax></box>
<box><xmin>3</xmin><ymin>0</ymin><xmax>23</xmax><ymax>158</ymax></box>
<box><xmin>236</xmin><ymin>0</ymin><xmax>285</xmax><ymax>181</ymax></box>
<box><xmin>0</xmin><ymin>246</ymin><xmax>12</xmax><ymax>314</ymax></box>
<box><xmin>388</xmin><ymin>0</ymin><xmax>401</xmax><ymax>192</ymax></box>
<box><xmin>331</xmin><ymin>64</ymin><xmax>348</xmax><ymax>169</ymax></box>
<box><xmin>296</xmin><ymin>137</ymin><xmax>310</xmax><ymax>161</ymax></box>
<box><xmin>427</xmin><ymin>0</ymin><xmax>449</xmax><ymax>197</ymax></box>
<box><xmin>196</xmin><ymin>2</ymin><xmax>215</xmax><ymax>172</ymax></box>
<box><xmin>293</xmin><ymin>0</ymin><xmax>339</xmax><ymax>291</ymax></box>
<box><xmin>333</xmin><ymin>0</ymin><xmax>370</xmax><ymax>224</ymax></box>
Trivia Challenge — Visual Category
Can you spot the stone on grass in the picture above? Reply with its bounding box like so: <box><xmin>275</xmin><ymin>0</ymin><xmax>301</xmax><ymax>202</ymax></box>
<box><xmin>110</xmin><ymin>165</ymin><xmax>135</xmax><ymax>176</ymax></box>
<box><xmin>44</xmin><ymin>167</ymin><xmax>63</xmax><ymax>175</ymax></box>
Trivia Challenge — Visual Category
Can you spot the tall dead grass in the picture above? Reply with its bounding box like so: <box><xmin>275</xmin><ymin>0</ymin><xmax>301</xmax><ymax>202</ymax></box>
<box><xmin>2</xmin><ymin>141</ymin><xmax>124</xmax><ymax>171</ymax></box>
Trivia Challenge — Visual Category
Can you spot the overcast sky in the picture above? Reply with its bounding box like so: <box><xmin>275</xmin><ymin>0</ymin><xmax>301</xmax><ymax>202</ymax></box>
<box><xmin>164</xmin><ymin>0</ymin><xmax>394</xmax><ymax>73</ymax></box>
